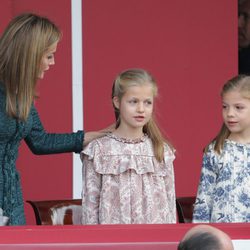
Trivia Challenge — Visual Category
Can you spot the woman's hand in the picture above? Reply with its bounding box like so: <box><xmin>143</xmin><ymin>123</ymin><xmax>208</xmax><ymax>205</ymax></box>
<box><xmin>83</xmin><ymin>124</ymin><xmax>115</xmax><ymax>146</ymax></box>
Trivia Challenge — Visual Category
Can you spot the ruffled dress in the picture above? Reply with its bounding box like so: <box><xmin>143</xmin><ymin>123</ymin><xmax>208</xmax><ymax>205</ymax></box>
<box><xmin>81</xmin><ymin>133</ymin><xmax>176</xmax><ymax>224</ymax></box>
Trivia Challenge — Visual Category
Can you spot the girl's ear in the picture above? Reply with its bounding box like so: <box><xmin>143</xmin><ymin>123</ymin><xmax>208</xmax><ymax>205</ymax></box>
<box><xmin>113</xmin><ymin>96</ymin><xmax>120</xmax><ymax>109</ymax></box>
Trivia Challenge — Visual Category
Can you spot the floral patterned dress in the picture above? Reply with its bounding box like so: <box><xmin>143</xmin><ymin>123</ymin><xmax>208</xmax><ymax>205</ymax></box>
<box><xmin>193</xmin><ymin>140</ymin><xmax>250</xmax><ymax>223</ymax></box>
<box><xmin>81</xmin><ymin>133</ymin><xmax>176</xmax><ymax>224</ymax></box>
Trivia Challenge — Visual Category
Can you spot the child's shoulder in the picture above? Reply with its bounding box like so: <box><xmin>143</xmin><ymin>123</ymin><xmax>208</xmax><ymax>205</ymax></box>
<box><xmin>205</xmin><ymin>139</ymin><xmax>246</xmax><ymax>155</ymax></box>
<box><xmin>207</xmin><ymin>141</ymin><xmax>216</xmax><ymax>151</ymax></box>
<box><xmin>81</xmin><ymin>134</ymin><xmax>117</xmax><ymax>161</ymax></box>
<box><xmin>162</xmin><ymin>142</ymin><xmax>175</xmax><ymax>162</ymax></box>
<box><xmin>163</xmin><ymin>142</ymin><xmax>175</xmax><ymax>153</ymax></box>
<box><xmin>89</xmin><ymin>134</ymin><xmax>112</xmax><ymax>145</ymax></box>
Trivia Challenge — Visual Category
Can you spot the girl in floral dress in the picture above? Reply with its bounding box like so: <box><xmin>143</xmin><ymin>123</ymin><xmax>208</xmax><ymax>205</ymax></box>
<box><xmin>81</xmin><ymin>68</ymin><xmax>176</xmax><ymax>224</ymax></box>
<box><xmin>193</xmin><ymin>75</ymin><xmax>250</xmax><ymax>223</ymax></box>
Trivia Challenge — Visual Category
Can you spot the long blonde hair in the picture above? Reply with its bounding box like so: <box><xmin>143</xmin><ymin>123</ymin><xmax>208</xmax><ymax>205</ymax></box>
<box><xmin>210</xmin><ymin>75</ymin><xmax>250</xmax><ymax>154</ymax></box>
<box><xmin>0</xmin><ymin>13</ymin><xmax>61</xmax><ymax>121</ymax></box>
<box><xmin>112</xmin><ymin>68</ymin><xmax>173</xmax><ymax>162</ymax></box>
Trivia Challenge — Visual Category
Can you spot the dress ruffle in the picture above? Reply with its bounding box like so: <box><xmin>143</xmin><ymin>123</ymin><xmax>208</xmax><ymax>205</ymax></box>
<box><xmin>82</xmin><ymin>134</ymin><xmax>175</xmax><ymax>176</ymax></box>
<box><xmin>81</xmin><ymin>133</ymin><xmax>176</xmax><ymax>224</ymax></box>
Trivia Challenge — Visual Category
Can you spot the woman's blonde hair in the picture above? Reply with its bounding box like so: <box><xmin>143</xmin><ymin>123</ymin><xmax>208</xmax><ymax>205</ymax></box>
<box><xmin>0</xmin><ymin>13</ymin><xmax>61</xmax><ymax>121</ymax></box>
<box><xmin>210</xmin><ymin>75</ymin><xmax>250</xmax><ymax>154</ymax></box>
<box><xmin>112</xmin><ymin>68</ymin><xmax>173</xmax><ymax>162</ymax></box>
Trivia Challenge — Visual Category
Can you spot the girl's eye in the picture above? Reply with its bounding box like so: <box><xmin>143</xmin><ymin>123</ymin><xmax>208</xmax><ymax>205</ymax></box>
<box><xmin>129</xmin><ymin>100</ymin><xmax>137</xmax><ymax>104</ymax></box>
<box><xmin>222</xmin><ymin>104</ymin><xmax>227</xmax><ymax>109</ymax></box>
<box><xmin>145</xmin><ymin>100</ymin><xmax>152</xmax><ymax>105</ymax></box>
<box><xmin>236</xmin><ymin>106</ymin><xmax>244</xmax><ymax>110</ymax></box>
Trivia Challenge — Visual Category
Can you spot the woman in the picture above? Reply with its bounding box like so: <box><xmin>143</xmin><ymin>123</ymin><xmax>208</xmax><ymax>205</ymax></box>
<box><xmin>0</xmin><ymin>13</ymin><xmax>109</xmax><ymax>225</ymax></box>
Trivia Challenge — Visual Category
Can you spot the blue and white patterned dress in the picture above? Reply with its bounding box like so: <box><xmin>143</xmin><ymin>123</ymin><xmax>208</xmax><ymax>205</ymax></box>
<box><xmin>193</xmin><ymin>139</ymin><xmax>250</xmax><ymax>223</ymax></box>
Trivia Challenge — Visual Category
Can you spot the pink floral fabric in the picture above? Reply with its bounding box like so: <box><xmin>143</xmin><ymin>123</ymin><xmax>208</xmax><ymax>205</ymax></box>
<box><xmin>81</xmin><ymin>133</ymin><xmax>176</xmax><ymax>224</ymax></box>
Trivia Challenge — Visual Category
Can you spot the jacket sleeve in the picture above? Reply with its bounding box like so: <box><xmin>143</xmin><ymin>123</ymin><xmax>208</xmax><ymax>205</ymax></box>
<box><xmin>192</xmin><ymin>145</ymin><xmax>218</xmax><ymax>223</ymax></box>
<box><xmin>24</xmin><ymin>104</ymin><xmax>84</xmax><ymax>154</ymax></box>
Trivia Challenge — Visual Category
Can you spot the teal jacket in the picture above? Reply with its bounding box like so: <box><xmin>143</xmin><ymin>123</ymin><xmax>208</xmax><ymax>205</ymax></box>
<box><xmin>0</xmin><ymin>83</ymin><xmax>84</xmax><ymax>225</ymax></box>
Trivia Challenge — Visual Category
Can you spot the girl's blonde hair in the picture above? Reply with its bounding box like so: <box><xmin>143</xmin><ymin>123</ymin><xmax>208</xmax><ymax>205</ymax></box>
<box><xmin>112</xmin><ymin>68</ymin><xmax>173</xmax><ymax>162</ymax></box>
<box><xmin>211</xmin><ymin>75</ymin><xmax>250</xmax><ymax>154</ymax></box>
<box><xmin>0</xmin><ymin>13</ymin><xmax>61</xmax><ymax>121</ymax></box>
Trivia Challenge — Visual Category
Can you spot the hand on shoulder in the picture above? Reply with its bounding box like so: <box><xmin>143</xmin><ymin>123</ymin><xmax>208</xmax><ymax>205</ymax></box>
<box><xmin>83</xmin><ymin>124</ymin><xmax>115</xmax><ymax>146</ymax></box>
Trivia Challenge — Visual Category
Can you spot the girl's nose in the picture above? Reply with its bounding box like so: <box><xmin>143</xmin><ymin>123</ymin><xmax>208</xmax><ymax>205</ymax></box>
<box><xmin>137</xmin><ymin>103</ymin><xmax>145</xmax><ymax>112</ymax></box>
<box><xmin>227</xmin><ymin>108</ymin><xmax>234</xmax><ymax>117</ymax></box>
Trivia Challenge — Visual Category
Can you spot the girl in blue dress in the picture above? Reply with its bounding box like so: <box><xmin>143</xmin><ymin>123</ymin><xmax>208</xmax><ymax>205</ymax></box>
<box><xmin>193</xmin><ymin>75</ymin><xmax>250</xmax><ymax>223</ymax></box>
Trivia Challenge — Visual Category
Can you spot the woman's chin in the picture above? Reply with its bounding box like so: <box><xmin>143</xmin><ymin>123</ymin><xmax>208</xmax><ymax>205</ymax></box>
<box><xmin>37</xmin><ymin>73</ymin><xmax>44</xmax><ymax>79</ymax></box>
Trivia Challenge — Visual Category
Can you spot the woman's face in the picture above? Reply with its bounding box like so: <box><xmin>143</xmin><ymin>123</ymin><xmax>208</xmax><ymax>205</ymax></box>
<box><xmin>38</xmin><ymin>42</ymin><xmax>58</xmax><ymax>79</ymax></box>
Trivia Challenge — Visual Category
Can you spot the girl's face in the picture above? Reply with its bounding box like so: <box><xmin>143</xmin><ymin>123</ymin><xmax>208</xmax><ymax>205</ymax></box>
<box><xmin>38</xmin><ymin>42</ymin><xmax>58</xmax><ymax>79</ymax></box>
<box><xmin>113</xmin><ymin>83</ymin><xmax>154</xmax><ymax>134</ymax></box>
<box><xmin>222</xmin><ymin>90</ymin><xmax>250</xmax><ymax>141</ymax></box>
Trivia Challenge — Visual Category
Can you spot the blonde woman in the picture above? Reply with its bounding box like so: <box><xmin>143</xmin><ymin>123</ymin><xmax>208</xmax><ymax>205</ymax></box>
<box><xmin>0</xmin><ymin>13</ymin><xmax>110</xmax><ymax>225</ymax></box>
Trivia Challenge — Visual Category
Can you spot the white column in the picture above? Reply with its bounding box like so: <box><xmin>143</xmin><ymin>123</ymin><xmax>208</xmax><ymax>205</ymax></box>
<box><xmin>71</xmin><ymin>0</ymin><xmax>83</xmax><ymax>198</ymax></box>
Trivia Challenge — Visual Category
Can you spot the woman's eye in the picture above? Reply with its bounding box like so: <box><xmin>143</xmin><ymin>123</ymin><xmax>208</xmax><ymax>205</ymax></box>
<box><xmin>47</xmin><ymin>54</ymin><xmax>54</xmax><ymax>60</ymax></box>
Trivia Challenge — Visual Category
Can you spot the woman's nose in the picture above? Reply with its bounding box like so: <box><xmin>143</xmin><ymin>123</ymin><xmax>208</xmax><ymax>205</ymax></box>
<box><xmin>49</xmin><ymin>58</ymin><xmax>55</xmax><ymax>65</ymax></box>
